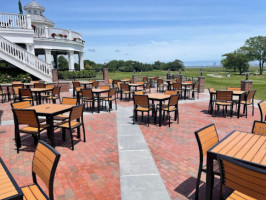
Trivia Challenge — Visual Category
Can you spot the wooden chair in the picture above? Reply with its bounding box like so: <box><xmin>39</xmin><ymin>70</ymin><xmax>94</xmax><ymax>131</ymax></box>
<box><xmin>143</xmin><ymin>76</ymin><xmax>148</xmax><ymax>83</ymax></box>
<box><xmin>20</xmin><ymin>140</ymin><xmax>60</xmax><ymax>200</ymax></box>
<box><xmin>92</xmin><ymin>81</ymin><xmax>99</xmax><ymax>88</ymax></box>
<box><xmin>34</xmin><ymin>83</ymin><xmax>45</xmax><ymax>88</ymax></box>
<box><xmin>192</xmin><ymin>82</ymin><xmax>200</xmax><ymax>99</ymax></box>
<box><xmin>72</xmin><ymin>81</ymin><xmax>83</xmax><ymax>97</ymax></box>
<box><xmin>214</xmin><ymin>91</ymin><xmax>233</xmax><ymax>117</ymax></box>
<box><xmin>108</xmin><ymin>79</ymin><xmax>113</xmax><ymax>87</ymax></box>
<box><xmin>19</xmin><ymin>88</ymin><xmax>35</xmax><ymax>105</ymax></box>
<box><xmin>81</xmin><ymin>88</ymin><xmax>95</xmax><ymax>112</ymax></box>
<box><xmin>103</xmin><ymin>88</ymin><xmax>117</xmax><ymax>112</ymax></box>
<box><xmin>160</xmin><ymin>94</ymin><xmax>179</xmax><ymax>127</ymax></box>
<box><xmin>164</xmin><ymin>90</ymin><xmax>178</xmax><ymax>95</ymax></box>
<box><xmin>172</xmin><ymin>82</ymin><xmax>183</xmax><ymax>96</ymax></box>
<box><xmin>57</xmin><ymin>104</ymin><xmax>85</xmax><ymax>150</ymax></box>
<box><xmin>143</xmin><ymin>83</ymin><xmax>151</xmax><ymax>94</ymax></box>
<box><xmin>42</xmin><ymin>84</ymin><xmax>55</xmax><ymax>101</ymax></box>
<box><xmin>157</xmin><ymin>78</ymin><xmax>165</xmax><ymax>92</ymax></box>
<box><xmin>217</xmin><ymin>155</ymin><xmax>266</xmax><ymax>200</ymax></box>
<box><xmin>53</xmin><ymin>97</ymin><xmax>77</xmax><ymax>121</ymax></box>
<box><xmin>44</xmin><ymin>87</ymin><xmax>61</xmax><ymax>104</ymax></box>
<box><xmin>252</xmin><ymin>120</ymin><xmax>266</xmax><ymax>135</ymax></box>
<box><xmin>136</xmin><ymin>82</ymin><xmax>144</xmax><ymax>91</ymax></box>
<box><xmin>258</xmin><ymin>101</ymin><xmax>266</xmax><ymax>122</ymax></box>
<box><xmin>240</xmin><ymin>90</ymin><xmax>256</xmax><ymax>117</ymax></box>
<box><xmin>120</xmin><ymin>83</ymin><xmax>132</xmax><ymax>100</ymax></box>
<box><xmin>12</xmin><ymin>109</ymin><xmax>49</xmax><ymax>153</ymax></box>
<box><xmin>12</xmin><ymin>84</ymin><xmax>24</xmax><ymax>102</ymax></box>
<box><xmin>194</xmin><ymin>124</ymin><xmax>220</xmax><ymax>200</ymax></box>
<box><xmin>208</xmin><ymin>88</ymin><xmax>215</xmax><ymax>114</ymax></box>
<box><xmin>0</xmin><ymin>85</ymin><xmax>7</xmax><ymax>103</ymax></box>
<box><xmin>134</xmin><ymin>91</ymin><xmax>144</xmax><ymax>95</ymax></box>
<box><xmin>133</xmin><ymin>95</ymin><xmax>154</xmax><ymax>126</ymax></box>
<box><xmin>30</xmin><ymin>80</ymin><xmax>40</xmax><ymax>84</ymax></box>
<box><xmin>227</xmin><ymin>87</ymin><xmax>241</xmax><ymax>91</ymax></box>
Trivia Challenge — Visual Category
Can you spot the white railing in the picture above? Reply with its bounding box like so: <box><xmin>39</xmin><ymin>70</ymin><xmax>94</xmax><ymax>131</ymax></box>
<box><xmin>0</xmin><ymin>13</ymin><xmax>31</xmax><ymax>29</ymax></box>
<box><xmin>34</xmin><ymin>26</ymin><xmax>46</xmax><ymax>38</ymax></box>
<box><xmin>0</xmin><ymin>36</ymin><xmax>52</xmax><ymax>78</ymax></box>
<box><xmin>72</xmin><ymin>31</ymin><xmax>82</xmax><ymax>40</ymax></box>
<box><xmin>49</xmin><ymin>27</ymin><xmax>69</xmax><ymax>38</ymax></box>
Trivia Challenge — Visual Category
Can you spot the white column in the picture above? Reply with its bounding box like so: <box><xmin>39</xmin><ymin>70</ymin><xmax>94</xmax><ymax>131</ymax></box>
<box><xmin>45</xmin><ymin>27</ymin><xmax>49</xmax><ymax>38</ymax></box>
<box><xmin>26</xmin><ymin>43</ymin><xmax>35</xmax><ymax>55</ymax></box>
<box><xmin>68</xmin><ymin>29</ymin><xmax>72</xmax><ymax>40</ymax></box>
<box><xmin>79</xmin><ymin>51</ymin><xmax>84</xmax><ymax>70</ymax></box>
<box><xmin>26</xmin><ymin>15</ymin><xmax>32</xmax><ymax>29</ymax></box>
<box><xmin>68</xmin><ymin>50</ymin><xmax>74</xmax><ymax>71</ymax></box>
<box><xmin>45</xmin><ymin>49</ymin><xmax>52</xmax><ymax>64</ymax></box>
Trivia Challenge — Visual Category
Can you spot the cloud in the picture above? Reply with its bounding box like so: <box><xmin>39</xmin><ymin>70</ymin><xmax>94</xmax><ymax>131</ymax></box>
<box><xmin>88</xmin><ymin>48</ymin><xmax>96</xmax><ymax>52</ymax></box>
<box><xmin>115</xmin><ymin>49</ymin><xmax>120</xmax><ymax>53</ymax></box>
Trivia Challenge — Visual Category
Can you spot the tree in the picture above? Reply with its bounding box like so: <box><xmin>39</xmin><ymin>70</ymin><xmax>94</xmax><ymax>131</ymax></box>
<box><xmin>243</xmin><ymin>36</ymin><xmax>266</xmax><ymax>75</ymax></box>
<box><xmin>74</xmin><ymin>63</ymin><xmax>80</xmax><ymax>71</ymax></box>
<box><xmin>18</xmin><ymin>0</ymin><xmax>23</xmax><ymax>14</ymax></box>
<box><xmin>221</xmin><ymin>50</ymin><xmax>249</xmax><ymax>75</ymax></box>
<box><xmin>58</xmin><ymin>56</ymin><xmax>68</xmax><ymax>71</ymax></box>
<box><xmin>164</xmin><ymin>59</ymin><xmax>184</xmax><ymax>71</ymax></box>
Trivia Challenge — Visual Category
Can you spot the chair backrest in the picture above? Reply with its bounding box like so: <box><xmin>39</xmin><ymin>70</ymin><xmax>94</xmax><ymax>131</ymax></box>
<box><xmin>70</xmin><ymin>104</ymin><xmax>84</xmax><ymax>121</ymax></box>
<box><xmin>175</xmin><ymin>78</ymin><xmax>181</xmax><ymax>83</ymax></box>
<box><xmin>52</xmin><ymin>87</ymin><xmax>60</xmax><ymax>96</ymax></box>
<box><xmin>12</xmin><ymin>83</ymin><xmax>24</xmax><ymax>88</ymax></box>
<box><xmin>173</xmin><ymin>82</ymin><xmax>182</xmax><ymax>90</ymax></box>
<box><xmin>258</xmin><ymin>101</ymin><xmax>266</xmax><ymax>122</ymax></box>
<box><xmin>72</xmin><ymin>81</ymin><xmax>80</xmax><ymax>88</ymax></box>
<box><xmin>246</xmin><ymin>90</ymin><xmax>256</xmax><ymax>103</ymax></box>
<box><xmin>193</xmin><ymin>82</ymin><xmax>199</xmax><ymax>89</ymax></box>
<box><xmin>169</xmin><ymin>95</ymin><xmax>179</xmax><ymax>106</ymax></box>
<box><xmin>165</xmin><ymin>90</ymin><xmax>177</xmax><ymax>95</ymax></box>
<box><xmin>157</xmin><ymin>78</ymin><xmax>163</xmax><ymax>84</ymax></box>
<box><xmin>12</xmin><ymin>109</ymin><xmax>38</xmax><ymax>126</ymax></box>
<box><xmin>117</xmin><ymin>82</ymin><xmax>121</xmax><ymax>89</ymax></box>
<box><xmin>134</xmin><ymin>91</ymin><xmax>144</xmax><ymax>95</ymax></box>
<box><xmin>34</xmin><ymin>83</ymin><xmax>45</xmax><ymax>88</ymax></box>
<box><xmin>109</xmin><ymin>79</ymin><xmax>113</xmax><ymax>85</ymax></box>
<box><xmin>19</xmin><ymin>88</ymin><xmax>33</xmax><ymax>98</ymax></box>
<box><xmin>81</xmin><ymin>88</ymin><xmax>93</xmax><ymax>99</ymax></box>
<box><xmin>32</xmin><ymin>140</ymin><xmax>60</xmax><ymax>200</ymax></box>
<box><xmin>143</xmin><ymin>77</ymin><xmax>148</xmax><ymax>82</ymax></box>
<box><xmin>216</xmin><ymin>90</ymin><xmax>232</xmax><ymax>101</ymax></box>
<box><xmin>113</xmin><ymin>80</ymin><xmax>121</xmax><ymax>85</ymax></box>
<box><xmin>133</xmin><ymin>95</ymin><xmax>149</xmax><ymax>107</ymax></box>
<box><xmin>92</xmin><ymin>81</ymin><xmax>99</xmax><ymax>88</ymax></box>
<box><xmin>121</xmin><ymin>83</ymin><xmax>129</xmax><ymax>91</ymax></box>
<box><xmin>46</xmin><ymin>84</ymin><xmax>55</xmax><ymax>89</ymax></box>
<box><xmin>108</xmin><ymin>88</ymin><xmax>116</xmax><ymax>97</ymax></box>
<box><xmin>62</xmin><ymin>97</ymin><xmax>77</xmax><ymax>105</ymax></box>
<box><xmin>252</xmin><ymin>121</ymin><xmax>266</xmax><ymax>135</ymax></box>
<box><xmin>227</xmin><ymin>87</ymin><xmax>241</xmax><ymax>91</ymax></box>
<box><xmin>145</xmin><ymin>83</ymin><xmax>151</xmax><ymax>90</ymax></box>
<box><xmin>12</xmin><ymin>81</ymin><xmax>22</xmax><ymax>84</ymax></box>
<box><xmin>217</xmin><ymin>155</ymin><xmax>266</xmax><ymax>200</ymax></box>
<box><xmin>11</xmin><ymin>101</ymin><xmax>31</xmax><ymax>109</ymax></box>
<box><xmin>194</xmin><ymin>124</ymin><xmax>219</xmax><ymax>158</ymax></box>
<box><xmin>100</xmin><ymin>85</ymin><xmax>110</xmax><ymax>90</ymax></box>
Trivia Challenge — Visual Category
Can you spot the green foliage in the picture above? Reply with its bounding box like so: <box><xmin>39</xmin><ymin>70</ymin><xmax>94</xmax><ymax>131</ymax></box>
<box><xmin>58</xmin><ymin>56</ymin><xmax>68</xmax><ymax>71</ymax></box>
<box><xmin>74</xmin><ymin>63</ymin><xmax>80</xmax><ymax>71</ymax></box>
<box><xmin>0</xmin><ymin>72</ymin><xmax>32</xmax><ymax>83</ymax></box>
<box><xmin>221</xmin><ymin>50</ymin><xmax>249</xmax><ymax>74</ymax></box>
<box><xmin>58</xmin><ymin>70</ymin><xmax>96</xmax><ymax>80</ymax></box>
<box><xmin>242</xmin><ymin>36</ymin><xmax>266</xmax><ymax>75</ymax></box>
<box><xmin>164</xmin><ymin>59</ymin><xmax>184</xmax><ymax>71</ymax></box>
<box><xmin>18</xmin><ymin>0</ymin><xmax>23</xmax><ymax>14</ymax></box>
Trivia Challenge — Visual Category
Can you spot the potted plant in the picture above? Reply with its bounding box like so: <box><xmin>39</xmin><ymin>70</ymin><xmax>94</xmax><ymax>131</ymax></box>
<box><xmin>64</xmin><ymin>35</ymin><xmax>67</xmax><ymax>39</ymax></box>
<box><xmin>59</xmin><ymin>34</ymin><xmax>63</xmax><ymax>37</ymax></box>
<box><xmin>51</xmin><ymin>33</ymin><xmax>56</xmax><ymax>37</ymax></box>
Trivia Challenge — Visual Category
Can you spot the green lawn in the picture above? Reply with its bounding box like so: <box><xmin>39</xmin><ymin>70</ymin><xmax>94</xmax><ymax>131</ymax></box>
<box><xmin>106</xmin><ymin>67</ymin><xmax>266</xmax><ymax>100</ymax></box>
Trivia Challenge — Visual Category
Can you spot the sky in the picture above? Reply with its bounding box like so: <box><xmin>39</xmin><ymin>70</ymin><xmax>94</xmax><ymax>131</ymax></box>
<box><xmin>2</xmin><ymin>0</ymin><xmax>266</xmax><ymax>65</ymax></box>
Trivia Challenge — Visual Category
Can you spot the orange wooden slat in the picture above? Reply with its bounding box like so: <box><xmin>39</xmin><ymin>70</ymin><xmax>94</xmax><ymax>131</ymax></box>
<box><xmin>242</xmin><ymin>136</ymin><xmax>266</xmax><ymax>162</ymax></box>
<box><xmin>29</xmin><ymin>185</ymin><xmax>46</xmax><ymax>200</ymax></box>
<box><xmin>211</xmin><ymin>131</ymin><xmax>240</xmax><ymax>153</ymax></box>
<box><xmin>0</xmin><ymin>190</ymin><xmax>18</xmax><ymax>199</ymax></box>
<box><xmin>261</xmin><ymin>155</ymin><xmax>266</xmax><ymax>166</ymax></box>
<box><xmin>21</xmin><ymin>187</ymin><xmax>38</xmax><ymax>200</ymax></box>
<box><xmin>251</xmin><ymin>140</ymin><xmax>266</xmax><ymax>164</ymax></box>
<box><xmin>226</xmin><ymin>133</ymin><xmax>253</xmax><ymax>157</ymax></box>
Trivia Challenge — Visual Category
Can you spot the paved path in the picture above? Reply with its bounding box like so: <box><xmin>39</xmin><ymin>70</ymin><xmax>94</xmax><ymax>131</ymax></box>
<box><xmin>116</xmin><ymin>105</ymin><xmax>170</xmax><ymax>200</ymax></box>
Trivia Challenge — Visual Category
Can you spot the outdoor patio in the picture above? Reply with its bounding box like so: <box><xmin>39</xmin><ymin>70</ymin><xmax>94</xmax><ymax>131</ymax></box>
<box><xmin>0</xmin><ymin>89</ymin><xmax>261</xmax><ymax>200</ymax></box>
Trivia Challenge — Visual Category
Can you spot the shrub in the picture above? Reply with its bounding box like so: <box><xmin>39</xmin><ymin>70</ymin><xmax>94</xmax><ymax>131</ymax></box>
<box><xmin>58</xmin><ymin>70</ymin><xmax>96</xmax><ymax>80</ymax></box>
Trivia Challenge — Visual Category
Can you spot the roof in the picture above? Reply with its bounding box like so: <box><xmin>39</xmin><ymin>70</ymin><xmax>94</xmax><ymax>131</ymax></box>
<box><xmin>31</xmin><ymin>14</ymin><xmax>54</xmax><ymax>27</ymax></box>
<box><xmin>24</xmin><ymin>0</ymin><xmax>45</xmax><ymax>12</ymax></box>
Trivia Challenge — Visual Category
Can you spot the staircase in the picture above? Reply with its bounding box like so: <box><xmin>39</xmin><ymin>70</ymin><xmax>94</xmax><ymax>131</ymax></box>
<box><xmin>0</xmin><ymin>36</ymin><xmax>53</xmax><ymax>82</ymax></box>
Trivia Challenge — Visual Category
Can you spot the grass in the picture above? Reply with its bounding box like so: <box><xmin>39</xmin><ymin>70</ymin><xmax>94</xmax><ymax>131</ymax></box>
<box><xmin>106</xmin><ymin>67</ymin><xmax>266</xmax><ymax>100</ymax></box>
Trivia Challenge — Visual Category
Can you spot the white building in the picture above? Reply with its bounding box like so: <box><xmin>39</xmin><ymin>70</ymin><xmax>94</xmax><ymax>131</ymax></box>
<box><xmin>0</xmin><ymin>0</ymin><xmax>84</xmax><ymax>82</ymax></box>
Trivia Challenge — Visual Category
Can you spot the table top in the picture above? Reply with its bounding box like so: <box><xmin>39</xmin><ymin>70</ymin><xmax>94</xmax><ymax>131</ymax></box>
<box><xmin>0</xmin><ymin>158</ymin><xmax>22</xmax><ymax>200</ymax></box>
<box><xmin>148</xmin><ymin>93</ymin><xmax>171</xmax><ymax>100</ymax></box>
<box><xmin>80</xmin><ymin>81</ymin><xmax>93</xmax><ymax>84</ymax></box>
<box><xmin>30</xmin><ymin>88</ymin><xmax>53</xmax><ymax>92</ymax></box>
<box><xmin>210</xmin><ymin>131</ymin><xmax>266</xmax><ymax>166</ymax></box>
<box><xmin>182</xmin><ymin>82</ymin><xmax>193</xmax><ymax>86</ymax></box>
<box><xmin>26</xmin><ymin>104</ymin><xmax>73</xmax><ymax>115</ymax></box>
<box><xmin>121</xmin><ymin>80</ymin><xmax>131</xmax><ymax>82</ymax></box>
<box><xmin>92</xmin><ymin>89</ymin><xmax>110</xmax><ymax>93</ymax></box>
<box><xmin>129</xmin><ymin>83</ymin><xmax>144</xmax><ymax>87</ymax></box>
<box><xmin>211</xmin><ymin>90</ymin><xmax>246</xmax><ymax>95</ymax></box>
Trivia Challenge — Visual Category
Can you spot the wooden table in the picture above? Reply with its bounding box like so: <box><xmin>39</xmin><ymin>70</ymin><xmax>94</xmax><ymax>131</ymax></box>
<box><xmin>182</xmin><ymin>82</ymin><xmax>193</xmax><ymax>100</ymax></box>
<box><xmin>25</xmin><ymin>104</ymin><xmax>73</xmax><ymax>147</ymax></box>
<box><xmin>210</xmin><ymin>91</ymin><xmax>246</xmax><ymax>118</ymax></box>
<box><xmin>165</xmin><ymin>79</ymin><xmax>174</xmax><ymax>90</ymax></box>
<box><xmin>30</xmin><ymin>88</ymin><xmax>53</xmax><ymax>105</ymax></box>
<box><xmin>0</xmin><ymin>157</ymin><xmax>23</xmax><ymax>200</ymax></box>
<box><xmin>128</xmin><ymin>83</ymin><xmax>144</xmax><ymax>99</ymax></box>
<box><xmin>79</xmin><ymin>81</ymin><xmax>93</xmax><ymax>88</ymax></box>
<box><xmin>206</xmin><ymin>131</ymin><xmax>266</xmax><ymax>200</ymax></box>
<box><xmin>92</xmin><ymin>89</ymin><xmax>110</xmax><ymax>113</ymax></box>
<box><xmin>148</xmin><ymin>94</ymin><xmax>170</xmax><ymax>127</ymax></box>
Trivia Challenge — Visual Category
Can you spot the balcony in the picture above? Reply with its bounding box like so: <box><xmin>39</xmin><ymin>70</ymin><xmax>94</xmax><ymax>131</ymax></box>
<box><xmin>0</xmin><ymin>13</ymin><xmax>31</xmax><ymax>29</ymax></box>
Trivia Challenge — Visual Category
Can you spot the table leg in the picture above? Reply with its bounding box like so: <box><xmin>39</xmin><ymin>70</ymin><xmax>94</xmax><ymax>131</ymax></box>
<box><xmin>159</xmin><ymin>100</ymin><xmax>162</xmax><ymax>127</ymax></box>
<box><xmin>38</xmin><ymin>92</ymin><xmax>42</xmax><ymax>105</ymax></box>
<box><xmin>47</xmin><ymin>115</ymin><xmax>55</xmax><ymax>147</ymax></box>
<box><xmin>237</xmin><ymin>95</ymin><xmax>241</xmax><ymax>118</ymax></box>
<box><xmin>77</xmin><ymin>92</ymin><xmax>80</xmax><ymax>104</ymax></box>
<box><xmin>184</xmin><ymin>86</ymin><xmax>187</xmax><ymax>100</ymax></box>
<box><xmin>206</xmin><ymin>152</ymin><xmax>214</xmax><ymax>200</ymax></box>
<box><xmin>7</xmin><ymin>86</ymin><xmax>11</xmax><ymax>101</ymax></box>
<box><xmin>97</xmin><ymin>93</ymin><xmax>100</xmax><ymax>113</ymax></box>
<box><xmin>210</xmin><ymin>93</ymin><xmax>213</xmax><ymax>114</ymax></box>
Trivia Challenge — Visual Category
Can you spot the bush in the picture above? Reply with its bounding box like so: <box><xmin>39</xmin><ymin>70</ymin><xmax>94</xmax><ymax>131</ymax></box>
<box><xmin>58</xmin><ymin>70</ymin><xmax>96</xmax><ymax>80</ymax></box>
<box><xmin>0</xmin><ymin>70</ymin><xmax>32</xmax><ymax>83</ymax></box>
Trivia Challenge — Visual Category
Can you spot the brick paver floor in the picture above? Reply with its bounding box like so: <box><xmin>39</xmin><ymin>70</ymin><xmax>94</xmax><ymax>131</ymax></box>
<box><xmin>0</xmin><ymin>89</ymin><xmax>262</xmax><ymax>200</ymax></box>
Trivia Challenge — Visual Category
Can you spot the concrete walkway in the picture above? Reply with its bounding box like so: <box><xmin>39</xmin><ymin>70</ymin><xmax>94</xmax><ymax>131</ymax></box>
<box><xmin>116</xmin><ymin>105</ymin><xmax>170</xmax><ymax>200</ymax></box>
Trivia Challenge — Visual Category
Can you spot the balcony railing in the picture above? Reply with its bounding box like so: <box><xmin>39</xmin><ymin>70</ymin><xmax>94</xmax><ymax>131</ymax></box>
<box><xmin>33</xmin><ymin>27</ymin><xmax>84</xmax><ymax>44</ymax></box>
<box><xmin>0</xmin><ymin>13</ymin><xmax>31</xmax><ymax>29</ymax></box>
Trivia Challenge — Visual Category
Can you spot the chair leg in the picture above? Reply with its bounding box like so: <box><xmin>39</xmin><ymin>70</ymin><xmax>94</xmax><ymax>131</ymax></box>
<box><xmin>82</xmin><ymin>124</ymin><xmax>86</xmax><ymax>142</ymax></box>
<box><xmin>69</xmin><ymin>129</ymin><xmax>74</xmax><ymax>150</ymax></box>
<box><xmin>246</xmin><ymin>104</ymin><xmax>248</xmax><ymax>118</ymax></box>
<box><xmin>168</xmin><ymin>111</ymin><xmax>170</xmax><ymax>127</ymax></box>
<box><xmin>148</xmin><ymin>111</ymin><xmax>150</xmax><ymax>127</ymax></box>
<box><xmin>252</xmin><ymin>102</ymin><xmax>254</xmax><ymax>116</ymax></box>
<box><xmin>195</xmin><ymin>166</ymin><xmax>202</xmax><ymax>200</ymax></box>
